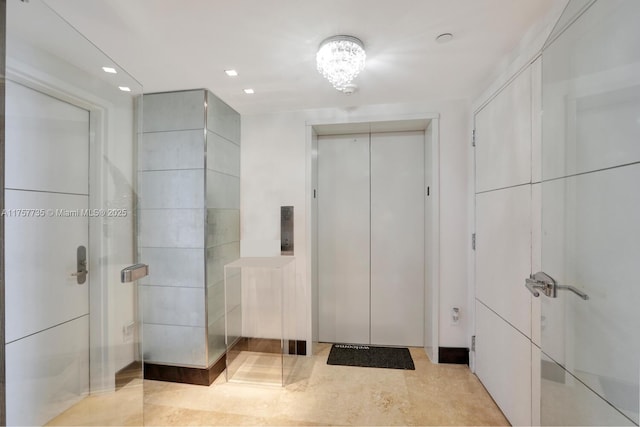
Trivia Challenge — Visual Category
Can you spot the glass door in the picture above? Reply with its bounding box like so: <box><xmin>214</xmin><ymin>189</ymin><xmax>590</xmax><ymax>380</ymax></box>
<box><xmin>4</xmin><ymin>0</ymin><xmax>143</xmax><ymax>425</ymax></box>
<box><xmin>534</xmin><ymin>0</ymin><xmax>640</xmax><ymax>425</ymax></box>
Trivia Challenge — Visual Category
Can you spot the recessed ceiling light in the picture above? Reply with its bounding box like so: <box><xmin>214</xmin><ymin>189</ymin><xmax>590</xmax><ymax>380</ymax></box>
<box><xmin>225</xmin><ymin>69</ymin><xmax>238</xmax><ymax>77</ymax></box>
<box><xmin>118</xmin><ymin>86</ymin><xmax>131</xmax><ymax>92</ymax></box>
<box><xmin>102</xmin><ymin>66</ymin><xmax>117</xmax><ymax>74</ymax></box>
<box><xmin>243</xmin><ymin>88</ymin><xmax>254</xmax><ymax>94</ymax></box>
<box><xmin>436</xmin><ymin>33</ymin><xmax>454</xmax><ymax>44</ymax></box>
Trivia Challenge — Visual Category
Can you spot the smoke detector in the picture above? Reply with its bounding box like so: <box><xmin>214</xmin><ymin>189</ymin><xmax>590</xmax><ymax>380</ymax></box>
<box><xmin>342</xmin><ymin>83</ymin><xmax>358</xmax><ymax>95</ymax></box>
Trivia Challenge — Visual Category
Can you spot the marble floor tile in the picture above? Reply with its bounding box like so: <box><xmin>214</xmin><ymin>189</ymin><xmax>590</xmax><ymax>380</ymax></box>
<box><xmin>44</xmin><ymin>345</ymin><xmax>508</xmax><ymax>426</ymax></box>
<box><xmin>143</xmin><ymin>345</ymin><xmax>509</xmax><ymax>426</ymax></box>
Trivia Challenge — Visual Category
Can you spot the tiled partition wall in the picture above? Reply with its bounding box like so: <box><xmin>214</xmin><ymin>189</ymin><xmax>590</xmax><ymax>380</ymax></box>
<box><xmin>139</xmin><ymin>89</ymin><xmax>240</xmax><ymax>382</ymax></box>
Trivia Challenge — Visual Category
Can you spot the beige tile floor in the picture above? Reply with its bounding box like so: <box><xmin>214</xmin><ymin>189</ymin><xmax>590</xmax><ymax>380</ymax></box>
<box><xmin>48</xmin><ymin>344</ymin><xmax>509</xmax><ymax>426</ymax></box>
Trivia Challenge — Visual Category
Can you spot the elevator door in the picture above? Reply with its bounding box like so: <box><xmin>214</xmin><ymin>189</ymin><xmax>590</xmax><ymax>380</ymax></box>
<box><xmin>318</xmin><ymin>131</ymin><xmax>425</xmax><ymax>347</ymax></box>
<box><xmin>318</xmin><ymin>134</ymin><xmax>371</xmax><ymax>344</ymax></box>
<box><xmin>370</xmin><ymin>132</ymin><xmax>424</xmax><ymax>346</ymax></box>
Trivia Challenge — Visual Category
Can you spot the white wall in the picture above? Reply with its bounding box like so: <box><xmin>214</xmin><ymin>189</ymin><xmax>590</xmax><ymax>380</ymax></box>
<box><xmin>241</xmin><ymin>99</ymin><xmax>470</xmax><ymax>349</ymax></box>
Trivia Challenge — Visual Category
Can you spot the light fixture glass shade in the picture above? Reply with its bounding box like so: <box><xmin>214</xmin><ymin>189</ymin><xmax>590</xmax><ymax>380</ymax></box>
<box><xmin>316</xmin><ymin>35</ymin><xmax>366</xmax><ymax>90</ymax></box>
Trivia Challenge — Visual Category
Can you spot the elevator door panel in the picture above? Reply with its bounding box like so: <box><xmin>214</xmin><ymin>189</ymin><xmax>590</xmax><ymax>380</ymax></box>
<box><xmin>318</xmin><ymin>134</ymin><xmax>371</xmax><ymax>344</ymax></box>
<box><xmin>370</xmin><ymin>132</ymin><xmax>424</xmax><ymax>346</ymax></box>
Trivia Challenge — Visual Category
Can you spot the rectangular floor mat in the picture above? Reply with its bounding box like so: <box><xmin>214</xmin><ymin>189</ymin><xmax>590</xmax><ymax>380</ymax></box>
<box><xmin>326</xmin><ymin>344</ymin><xmax>415</xmax><ymax>370</ymax></box>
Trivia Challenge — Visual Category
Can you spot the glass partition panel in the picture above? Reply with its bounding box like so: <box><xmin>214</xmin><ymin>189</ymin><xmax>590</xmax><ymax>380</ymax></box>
<box><xmin>224</xmin><ymin>257</ymin><xmax>297</xmax><ymax>387</ymax></box>
<box><xmin>540</xmin><ymin>0</ymin><xmax>640</xmax><ymax>425</ymax></box>
<box><xmin>5</xmin><ymin>0</ymin><xmax>143</xmax><ymax>425</ymax></box>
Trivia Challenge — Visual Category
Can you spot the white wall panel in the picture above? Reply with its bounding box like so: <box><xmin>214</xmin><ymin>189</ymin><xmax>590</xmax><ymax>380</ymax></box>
<box><xmin>6</xmin><ymin>316</ymin><xmax>89</xmax><ymax>427</ymax></box>
<box><xmin>475</xmin><ymin>67</ymin><xmax>532</xmax><ymax>192</ymax></box>
<box><xmin>475</xmin><ymin>301</ymin><xmax>532</xmax><ymax>425</ymax></box>
<box><xmin>5</xmin><ymin>81</ymin><xmax>89</xmax><ymax>195</ymax></box>
<box><xmin>5</xmin><ymin>190</ymin><xmax>89</xmax><ymax>343</ymax></box>
<box><xmin>475</xmin><ymin>185</ymin><xmax>531</xmax><ymax>336</ymax></box>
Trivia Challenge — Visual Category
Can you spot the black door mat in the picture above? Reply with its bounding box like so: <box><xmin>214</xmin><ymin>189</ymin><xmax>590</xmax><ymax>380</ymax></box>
<box><xmin>326</xmin><ymin>344</ymin><xmax>415</xmax><ymax>370</ymax></box>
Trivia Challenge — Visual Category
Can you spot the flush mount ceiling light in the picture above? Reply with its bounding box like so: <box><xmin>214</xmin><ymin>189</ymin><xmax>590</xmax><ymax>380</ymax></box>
<box><xmin>316</xmin><ymin>35</ymin><xmax>366</xmax><ymax>91</ymax></box>
<box><xmin>102</xmin><ymin>66</ymin><xmax>117</xmax><ymax>74</ymax></box>
<box><xmin>118</xmin><ymin>86</ymin><xmax>131</xmax><ymax>92</ymax></box>
<box><xmin>225</xmin><ymin>69</ymin><xmax>238</xmax><ymax>77</ymax></box>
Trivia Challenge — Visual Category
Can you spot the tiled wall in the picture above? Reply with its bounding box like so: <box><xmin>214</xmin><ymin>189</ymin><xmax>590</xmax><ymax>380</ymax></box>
<box><xmin>205</xmin><ymin>95</ymin><xmax>240</xmax><ymax>366</ymax></box>
<box><xmin>139</xmin><ymin>90</ymin><xmax>240</xmax><ymax>368</ymax></box>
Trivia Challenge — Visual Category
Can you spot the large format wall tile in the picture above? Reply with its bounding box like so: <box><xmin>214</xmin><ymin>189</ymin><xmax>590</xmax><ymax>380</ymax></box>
<box><xmin>143</xmin><ymin>323</ymin><xmax>206</xmax><ymax>367</ymax></box>
<box><xmin>141</xmin><ymin>285</ymin><xmax>206</xmax><ymax>327</ymax></box>
<box><xmin>138</xmin><ymin>209</ymin><xmax>205</xmax><ymax>248</ymax></box>
<box><xmin>207</xmin><ymin>131</ymin><xmax>240</xmax><ymax>176</ymax></box>
<box><xmin>138</xmin><ymin>247</ymin><xmax>205</xmax><ymax>288</ymax></box>
<box><xmin>206</xmin><ymin>242</ymin><xmax>241</xmax><ymax>286</ymax></box>
<box><xmin>139</xmin><ymin>130</ymin><xmax>204</xmax><ymax>171</ymax></box>
<box><xmin>206</xmin><ymin>171</ymin><xmax>240</xmax><ymax>209</ymax></box>
<box><xmin>143</xmin><ymin>90</ymin><xmax>205</xmax><ymax>133</ymax></box>
<box><xmin>206</xmin><ymin>92</ymin><xmax>240</xmax><ymax>144</ymax></box>
<box><xmin>206</xmin><ymin>208</ymin><xmax>240</xmax><ymax>248</ymax></box>
<box><xmin>138</xmin><ymin>170</ymin><xmax>204</xmax><ymax>209</ymax></box>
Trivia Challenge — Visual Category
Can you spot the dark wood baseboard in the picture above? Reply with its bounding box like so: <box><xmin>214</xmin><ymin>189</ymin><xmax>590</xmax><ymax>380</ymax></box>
<box><xmin>144</xmin><ymin>356</ymin><xmax>226</xmax><ymax>386</ymax></box>
<box><xmin>144</xmin><ymin>338</ymin><xmax>306</xmax><ymax>386</ymax></box>
<box><xmin>115</xmin><ymin>361</ymin><xmax>142</xmax><ymax>391</ymax></box>
<box><xmin>438</xmin><ymin>347</ymin><xmax>469</xmax><ymax>365</ymax></box>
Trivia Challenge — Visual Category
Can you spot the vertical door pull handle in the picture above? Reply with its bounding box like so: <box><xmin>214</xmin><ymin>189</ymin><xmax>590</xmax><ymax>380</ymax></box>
<box><xmin>71</xmin><ymin>245</ymin><xmax>88</xmax><ymax>285</ymax></box>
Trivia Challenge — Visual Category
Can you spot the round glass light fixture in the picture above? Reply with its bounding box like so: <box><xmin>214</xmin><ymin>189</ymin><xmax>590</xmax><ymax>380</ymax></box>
<box><xmin>316</xmin><ymin>35</ymin><xmax>366</xmax><ymax>91</ymax></box>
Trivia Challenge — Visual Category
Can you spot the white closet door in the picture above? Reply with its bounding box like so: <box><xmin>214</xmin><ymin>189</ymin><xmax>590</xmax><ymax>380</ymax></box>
<box><xmin>318</xmin><ymin>134</ymin><xmax>370</xmax><ymax>344</ymax></box>
<box><xmin>370</xmin><ymin>131</ymin><xmax>424</xmax><ymax>346</ymax></box>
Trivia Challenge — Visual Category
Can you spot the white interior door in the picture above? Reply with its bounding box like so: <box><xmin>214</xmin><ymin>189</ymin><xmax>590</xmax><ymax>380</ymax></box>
<box><xmin>317</xmin><ymin>134</ymin><xmax>370</xmax><ymax>344</ymax></box>
<box><xmin>370</xmin><ymin>131</ymin><xmax>424</xmax><ymax>346</ymax></box>
<box><xmin>4</xmin><ymin>81</ymin><xmax>90</xmax><ymax>426</ymax></box>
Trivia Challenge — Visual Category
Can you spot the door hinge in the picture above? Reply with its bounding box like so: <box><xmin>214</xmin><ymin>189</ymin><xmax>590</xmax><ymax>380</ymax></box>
<box><xmin>472</xmin><ymin>233</ymin><xmax>476</xmax><ymax>250</ymax></box>
<box><xmin>472</xmin><ymin>129</ymin><xmax>476</xmax><ymax>147</ymax></box>
<box><xmin>471</xmin><ymin>335</ymin><xmax>476</xmax><ymax>352</ymax></box>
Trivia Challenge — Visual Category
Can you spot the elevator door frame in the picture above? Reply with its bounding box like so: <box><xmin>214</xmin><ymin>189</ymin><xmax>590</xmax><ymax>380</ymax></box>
<box><xmin>306</xmin><ymin>114</ymin><xmax>440</xmax><ymax>361</ymax></box>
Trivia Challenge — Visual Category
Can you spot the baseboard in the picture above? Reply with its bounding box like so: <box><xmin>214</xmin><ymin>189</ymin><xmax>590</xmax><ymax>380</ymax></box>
<box><xmin>229</xmin><ymin>337</ymin><xmax>307</xmax><ymax>356</ymax></box>
<box><xmin>144</xmin><ymin>356</ymin><xmax>226</xmax><ymax>386</ymax></box>
<box><xmin>115</xmin><ymin>361</ymin><xmax>142</xmax><ymax>391</ymax></box>
<box><xmin>438</xmin><ymin>347</ymin><xmax>469</xmax><ymax>365</ymax></box>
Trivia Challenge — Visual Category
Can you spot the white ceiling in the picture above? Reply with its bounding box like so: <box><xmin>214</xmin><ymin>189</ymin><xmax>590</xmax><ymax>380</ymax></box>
<box><xmin>44</xmin><ymin>0</ymin><xmax>557</xmax><ymax>115</ymax></box>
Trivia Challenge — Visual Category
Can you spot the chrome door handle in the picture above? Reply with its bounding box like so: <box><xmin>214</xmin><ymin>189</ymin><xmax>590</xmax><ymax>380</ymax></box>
<box><xmin>121</xmin><ymin>263</ymin><xmax>149</xmax><ymax>283</ymax></box>
<box><xmin>525</xmin><ymin>277</ymin><xmax>543</xmax><ymax>297</ymax></box>
<box><xmin>524</xmin><ymin>271</ymin><xmax>589</xmax><ymax>300</ymax></box>
<box><xmin>72</xmin><ymin>245</ymin><xmax>88</xmax><ymax>285</ymax></box>
<box><xmin>556</xmin><ymin>284</ymin><xmax>589</xmax><ymax>300</ymax></box>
